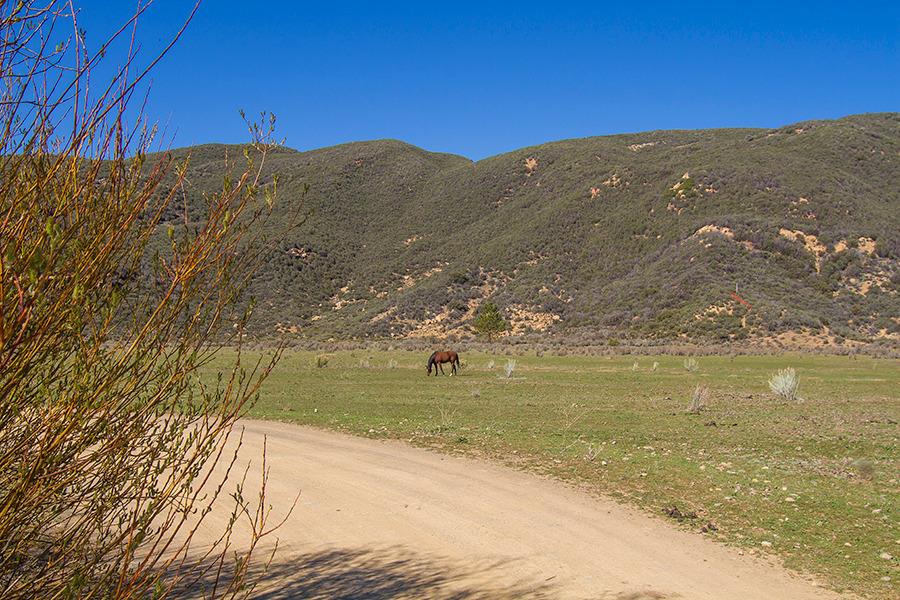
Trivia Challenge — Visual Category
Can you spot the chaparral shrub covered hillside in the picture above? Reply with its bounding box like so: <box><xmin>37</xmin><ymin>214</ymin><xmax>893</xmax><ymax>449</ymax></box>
<box><xmin>146</xmin><ymin>113</ymin><xmax>899</xmax><ymax>348</ymax></box>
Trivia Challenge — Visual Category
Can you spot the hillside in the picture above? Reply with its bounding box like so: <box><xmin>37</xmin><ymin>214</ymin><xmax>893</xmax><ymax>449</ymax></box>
<box><xmin>148</xmin><ymin>113</ymin><xmax>900</xmax><ymax>347</ymax></box>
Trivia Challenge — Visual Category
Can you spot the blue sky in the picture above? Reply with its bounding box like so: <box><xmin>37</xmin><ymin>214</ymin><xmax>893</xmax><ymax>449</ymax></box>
<box><xmin>76</xmin><ymin>1</ymin><xmax>899</xmax><ymax>159</ymax></box>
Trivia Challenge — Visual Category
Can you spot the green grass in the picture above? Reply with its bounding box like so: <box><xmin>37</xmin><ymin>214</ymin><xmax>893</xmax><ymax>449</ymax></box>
<box><xmin>202</xmin><ymin>350</ymin><xmax>900</xmax><ymax>598</ymax></box>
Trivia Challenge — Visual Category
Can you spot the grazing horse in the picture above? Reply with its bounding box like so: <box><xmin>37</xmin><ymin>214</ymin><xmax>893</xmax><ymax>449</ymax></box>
<box><xmin>426</xmin><ymin>351</ymin><xmax>460</xmax><ymax>376</ymax></box>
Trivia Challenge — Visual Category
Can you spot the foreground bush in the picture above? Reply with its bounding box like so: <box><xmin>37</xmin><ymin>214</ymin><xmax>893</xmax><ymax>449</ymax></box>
<box><xmin>0</xmin><ymin>2</ymin><xmax>295</xmax><ymax>597</ymax></box>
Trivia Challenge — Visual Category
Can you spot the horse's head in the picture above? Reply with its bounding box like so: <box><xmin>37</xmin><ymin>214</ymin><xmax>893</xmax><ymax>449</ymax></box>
<box><xmin>426</xmin><ymin>352</ymin><xmax>436</xmax><ymax>375</ymax></box>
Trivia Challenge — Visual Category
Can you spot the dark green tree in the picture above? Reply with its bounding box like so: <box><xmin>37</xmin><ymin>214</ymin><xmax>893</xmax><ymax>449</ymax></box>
<box><xmin>473</xmin><ymin>302</ymin><xmax>507</xmax><ymax>339</ymax></box>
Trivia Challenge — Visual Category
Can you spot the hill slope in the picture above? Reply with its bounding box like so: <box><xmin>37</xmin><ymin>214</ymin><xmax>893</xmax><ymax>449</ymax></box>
<box><xmin>152</xmin><ymin>113</ymin><xmax>900</xmax><ymax>346</ymax></box>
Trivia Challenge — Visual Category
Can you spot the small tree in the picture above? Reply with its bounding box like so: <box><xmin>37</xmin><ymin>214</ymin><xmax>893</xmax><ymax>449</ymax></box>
<box><xmin>473</xmin><ymin>302</ymin><xmax>507</xmax><ymax>339</ymax></box>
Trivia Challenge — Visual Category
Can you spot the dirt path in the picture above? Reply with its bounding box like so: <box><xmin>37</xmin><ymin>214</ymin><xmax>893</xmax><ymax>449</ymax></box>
<box><xmin>193</xmin><ymin>420</ymin><xmax>844</xmax><ymax>599</ymax></box>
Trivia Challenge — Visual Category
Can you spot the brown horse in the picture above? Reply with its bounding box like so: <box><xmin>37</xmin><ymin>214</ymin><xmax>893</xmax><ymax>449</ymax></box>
<box><xmin>426</xmin><ymin>351</ymin><xmax>460</xmax><ymax>376</ymax></box>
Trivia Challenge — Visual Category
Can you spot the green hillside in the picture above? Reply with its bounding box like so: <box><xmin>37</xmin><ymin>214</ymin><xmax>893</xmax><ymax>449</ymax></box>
<box><xmin>150</xmin><ymin>113</ymin><xmax>900</xmax><ymax>347</ymax></box>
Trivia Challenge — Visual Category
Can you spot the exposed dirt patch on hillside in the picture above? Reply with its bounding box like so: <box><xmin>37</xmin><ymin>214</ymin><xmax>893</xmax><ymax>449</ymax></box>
<box><xmin>857</xmin><ymin>237</ymin><xmax>877</xmax><ymax>256</ymax></box>
<box><xmin>628</xmin><ymin>141</ymin><xmax>659</xmax><ymax>151</ymax></box>
<box><xmin>331</xmin><ymin>283</ymin><xmax>363</xmax><ymax>311</ymax></box>
<box><xmin>690</xmin><ymin>225</ymin><xmax>755</xmax><ymax>251</ymax></box>
<box><xmin>779</xmin><ymin>228</ymin><xmax>828</xmax><ymax>273</ymax></box>
<box><xmin>505</xmin><ymin>304</ymin><xmax>561</xmax><ymax>334</ymax></box>
<box><xmin>603</xmin><ymin>173</ymin><xmax>623</xmax><ymax>187</ymax></box>
<box><xmin>397</xmin><ymin>265</ymin><xmax>445</xmax><ymax>291</ymax></box>
<box><xmin>693</xmin><ymin>224</ymin><xmax>735</xmax><ymax>239</ymax></box>
<box><xmin>695</xmin><ymin>301</ymin><xmax>736</xmax><ymax>319</ymax></box>
<box><xmin>406</xmin><ymin>308</ymin><xmax>454</xmax><ymax>339</ymax></box>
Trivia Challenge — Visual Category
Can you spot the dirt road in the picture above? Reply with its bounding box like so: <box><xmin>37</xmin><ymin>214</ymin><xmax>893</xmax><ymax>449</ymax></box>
<box><xmin>193</xmin><ymin>420</ymin><xmax>843</xmax><ymax>599</ymax></box>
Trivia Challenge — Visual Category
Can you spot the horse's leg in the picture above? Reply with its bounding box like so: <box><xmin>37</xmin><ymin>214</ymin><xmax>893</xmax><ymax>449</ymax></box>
<box><xmin>439</xmin><ymin>363</ymin><xmax>445</xmax><ymax>375</ymax></box>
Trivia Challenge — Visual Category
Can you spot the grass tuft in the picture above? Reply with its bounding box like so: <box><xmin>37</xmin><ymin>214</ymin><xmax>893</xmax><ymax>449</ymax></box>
<box><xmin>688</xmin><ymin>384</ymin><xmax>709</xmax><ymax>414</ymax></box>
<box><xmin>505</xmin><ymin>359</ymin><xmax>517</xmax><ymax>379</ymax></box>
<box><xmin>768</xmin><ymin>367</ymin><xmax>801</xmax><ymax>401</ymax></box>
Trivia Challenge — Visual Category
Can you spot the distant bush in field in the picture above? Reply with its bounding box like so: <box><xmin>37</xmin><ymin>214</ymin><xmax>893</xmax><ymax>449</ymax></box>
<box><xmin>505</xmin><ymin>359</ymin><xmax>517</xmax><ymax>379</ymax></box>
<box><xmin>388</xmin><ymin>359</ymin><xmax>398</xmax><ymax>369</ymax></box>
<box><xmin>651</xmin><ymin>361</ymin><xmax>659</xmax><ymax>371</ymax></box>
<box><xmin>486</xmin><ymin>359</ymin><xmax>495</xmax><ymax>370</ymax></box>
<box><xmin>683</xmin><ymin>357</ymin><xmax>699</xmax><ymax>372</ymax></box>
<box><xmin>768</xmin><ymin>367</ymin><xmax>801</xmax><ymax>400</ymax></box>
<box><xmin>631</xmin><ymin>362</ymin><xmax>639</xmax><ymax>371</ymax></box>
<box><xmin>688</xmin><ymin>385</ymin><xmax>709</xmax><ymax>414</ymax></box>
<box><xmin>316</xmin><ymin>354</ymin><xmax>330</xmax><ymax>368</ymax></box>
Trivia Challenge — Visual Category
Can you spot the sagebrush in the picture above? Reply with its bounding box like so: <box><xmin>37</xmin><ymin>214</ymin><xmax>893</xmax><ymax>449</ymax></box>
<box><xmin>769</xmin><ymin>367</ymin><xmax>801</xmax><ymax>401</ymax></box>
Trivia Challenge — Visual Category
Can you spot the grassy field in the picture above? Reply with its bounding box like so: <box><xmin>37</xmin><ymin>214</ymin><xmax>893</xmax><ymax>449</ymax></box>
<box><xmin>201</xmin><ymin>350</ymin><xmax>899</xmax><ymax>598</ymax></box>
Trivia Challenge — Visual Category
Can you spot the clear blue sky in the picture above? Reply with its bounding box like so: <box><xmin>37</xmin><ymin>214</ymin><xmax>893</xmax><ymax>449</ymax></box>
<box><xmin>77</xmin><ymin>1</ymin><xmax>899</xmax><ymax>160</ymax></box>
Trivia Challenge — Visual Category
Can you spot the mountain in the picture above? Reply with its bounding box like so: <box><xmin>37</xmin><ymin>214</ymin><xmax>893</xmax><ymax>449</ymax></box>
<box><xmin>149</xmin><ymin>113</ymin><xmax>900</xmax><ymax>347</ymax></box>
